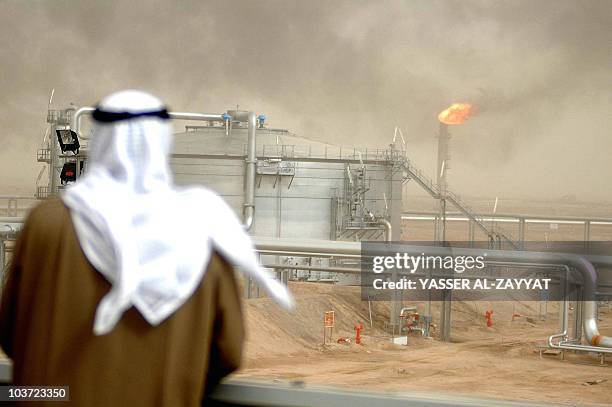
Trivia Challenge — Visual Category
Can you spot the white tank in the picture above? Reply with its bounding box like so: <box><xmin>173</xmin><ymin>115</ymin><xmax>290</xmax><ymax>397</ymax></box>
<box><xmin>170</xmin><ymin>123</ymin><xmax>403</xmax><ymax>283</ymax></box>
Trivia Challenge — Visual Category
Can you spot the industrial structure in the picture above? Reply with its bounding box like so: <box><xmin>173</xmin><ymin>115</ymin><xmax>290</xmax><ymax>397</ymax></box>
<box><xmin>0</xmin><ymin>103</ymin><xmax>611</xmax><ymax>362</ymax></box>
<box><xmin>35</xmin><ymin>106</ymin><xmax>520</xmax><ymax>245</ymax></box>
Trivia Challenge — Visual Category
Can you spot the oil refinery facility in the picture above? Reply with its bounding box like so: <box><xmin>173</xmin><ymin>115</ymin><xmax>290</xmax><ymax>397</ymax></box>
<box><xmin>1</xmin><ymin>103</ymin><xmax>611</xmax><ymax>406</ymax></box>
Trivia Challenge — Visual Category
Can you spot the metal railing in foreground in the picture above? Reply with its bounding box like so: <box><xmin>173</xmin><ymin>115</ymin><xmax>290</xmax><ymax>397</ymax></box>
<box><xmin>207</xmin><ymin>379</ymin><xmax>553</xmax><ymax>407</ymax></box>
<box><xmin>0</xmin><ymin>363</ymin><xmax>551</xmax><ymax>407</ymax></box>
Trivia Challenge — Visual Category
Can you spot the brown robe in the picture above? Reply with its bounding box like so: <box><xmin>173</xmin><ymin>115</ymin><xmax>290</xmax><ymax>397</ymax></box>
<box><xmin>0</xmin><ymin>197</ymin><xmax>244</xmax><ymax>406</ymax></box>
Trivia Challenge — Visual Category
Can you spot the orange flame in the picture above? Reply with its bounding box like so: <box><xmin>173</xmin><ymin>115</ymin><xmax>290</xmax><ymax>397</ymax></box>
<box><xmin>438</xmin><ymin>103</ymin><xmax>474</xmax><ymax>125</ymax></box>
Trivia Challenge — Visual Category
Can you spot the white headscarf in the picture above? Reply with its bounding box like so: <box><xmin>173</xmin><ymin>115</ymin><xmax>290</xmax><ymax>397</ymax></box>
<box><xmin>62</xmin><ymin>90</ymin><xmax>293</xmax><ymax>335</ymax></box>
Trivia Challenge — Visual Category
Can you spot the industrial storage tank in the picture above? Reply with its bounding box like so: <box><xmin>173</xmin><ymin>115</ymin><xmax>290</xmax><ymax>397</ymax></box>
<box><xmin>169</xmin><ymin>113</ymin><xmax>404</xmax><ymax>284</ymax></box>
<box><xmin>169</xmin><ymin>115</ymin><xmax>403</xmax><ymax>243</ymax></box>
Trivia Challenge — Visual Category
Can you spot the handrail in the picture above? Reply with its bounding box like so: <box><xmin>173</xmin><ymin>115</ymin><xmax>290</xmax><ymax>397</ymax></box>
<box><xmin>0</xmin><ymin>367</ymin><xmax>552</xmax><ymax>406</ymax></box>
<box><xmin>403</xmin><ymin>210</ymin><xmax>612</xmax><ymax>225</ymax></box>
<box><xmin>207</xmin><ymin>379</ymin><xmax>552</xmax><ymax>407</ymax></box>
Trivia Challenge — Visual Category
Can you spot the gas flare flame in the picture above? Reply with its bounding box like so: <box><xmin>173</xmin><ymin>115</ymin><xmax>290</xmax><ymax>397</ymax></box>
<box><xmin>438</xmin><ymin>103</ymin><xmax>474</xmax><ymax>125</ymax></box>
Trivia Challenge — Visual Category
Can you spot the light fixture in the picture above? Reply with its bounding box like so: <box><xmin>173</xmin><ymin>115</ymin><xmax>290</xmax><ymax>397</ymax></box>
<box><xmin>60</xmin><ymin>162</ymin><xmax>83</xmax><ymax>185</ymax></box>
<box><xmin>56</xmin><ymin>129</ymin><xmax>80</xmax><ymax>154</ymax></box>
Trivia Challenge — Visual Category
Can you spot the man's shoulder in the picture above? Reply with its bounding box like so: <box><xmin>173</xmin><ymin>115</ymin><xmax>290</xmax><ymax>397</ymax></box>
<box><xmin>25</xmin><ymin>197</ymin><xmax>69</xmax><ymax>231</ymax></box>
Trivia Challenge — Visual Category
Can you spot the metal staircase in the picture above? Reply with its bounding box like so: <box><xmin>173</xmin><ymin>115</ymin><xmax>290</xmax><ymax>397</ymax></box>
<box><xmin>401</xmin><ymin>159</ymin><xmax>519</xmax><ymax>249</ymax></box>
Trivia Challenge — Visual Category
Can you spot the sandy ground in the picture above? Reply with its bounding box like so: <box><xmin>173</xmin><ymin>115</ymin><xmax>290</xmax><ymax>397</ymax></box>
<box><xmin>236</xmin><ymin>282</ymin><xmax>612</xmax><ymax>406</ymax></box>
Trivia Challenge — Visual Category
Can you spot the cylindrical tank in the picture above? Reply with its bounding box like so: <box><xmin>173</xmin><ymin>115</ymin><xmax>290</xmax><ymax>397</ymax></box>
<box><xmin>170</xmin><ymin>124</ymin><xmax>402</xmax><ymax>283</ymax></box>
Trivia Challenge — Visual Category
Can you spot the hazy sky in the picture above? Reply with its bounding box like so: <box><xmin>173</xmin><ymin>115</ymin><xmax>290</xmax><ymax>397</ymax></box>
<box><xmin>0</xmin><ymin>0</ymin><xmax>610</xmax><ymax>201</ymax></box>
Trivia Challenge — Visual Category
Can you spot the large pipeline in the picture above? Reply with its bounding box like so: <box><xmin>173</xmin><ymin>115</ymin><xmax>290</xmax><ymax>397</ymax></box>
<box><xmin>253</xmin><ymin>237</ymin><xmax>612</xmax><ymax>349</ymax></box>
<box><xmin>71</xmin><ymin>108</ymin><xmax>256</xmax><ymax>230</ymax></box>
<box><xmin>239</xmin><ymin>111</ymin><xmax>256</xmax><ymax>231</ymax></box>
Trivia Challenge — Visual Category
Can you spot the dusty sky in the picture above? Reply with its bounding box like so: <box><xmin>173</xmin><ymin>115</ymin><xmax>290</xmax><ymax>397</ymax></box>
<box><xmin>0</xmin><ymin>0</ymin><xmax>610</xmax><ymax>202</ymax></box>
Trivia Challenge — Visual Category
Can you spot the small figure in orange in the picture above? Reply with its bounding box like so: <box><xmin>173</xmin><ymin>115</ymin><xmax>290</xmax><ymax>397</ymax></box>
<box><xmin>485</xmin><ymin>310</ymin><xmax>494</xmax><ymax>327</ymax></box>
<box><xmin>354</xmin><ymin>322</ymin><xmax>364</xmax><ymax>344</ymax></box>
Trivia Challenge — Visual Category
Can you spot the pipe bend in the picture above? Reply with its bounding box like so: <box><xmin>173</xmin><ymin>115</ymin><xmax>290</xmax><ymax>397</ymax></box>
<box><xmin>243</xmin><ymin>207</ymin><xmax>255</xmax><ymax>231</ymax></box>
<box><xmin>562</xmin><ymin>255</ymin><xmax>612</xmax><ymax>348</ymax></box>
<box><xmin>72</xmin><ymin>106</ymin><xmax>96</xmax><ymax>139</ymax></box>
<box><xmin>242</xmin><ymin>112</ymin><xmax>257</xmax><ymax>231</ymax></box>
<box><xmin>378</xmin><ymin>219</ymin><xmax>392</xmax><ymax>242</ymax></box>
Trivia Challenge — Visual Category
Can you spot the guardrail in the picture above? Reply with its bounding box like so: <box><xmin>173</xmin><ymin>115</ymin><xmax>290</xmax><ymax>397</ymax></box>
<box><xmin>0</xmin><ymin>363</ymin><xmax>550</xmax><ymax>407</ymax></box>
<box><xmin>207</xmin><ymin>379</ymin><xmax>552</xmax><ymax>407</ymax></box>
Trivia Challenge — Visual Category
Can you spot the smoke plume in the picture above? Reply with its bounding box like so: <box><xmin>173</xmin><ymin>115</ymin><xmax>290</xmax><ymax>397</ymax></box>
<box><xmin>0</xmin><ymin>0</ymin><xmax>610</xmax><ymax>201</ymax></box>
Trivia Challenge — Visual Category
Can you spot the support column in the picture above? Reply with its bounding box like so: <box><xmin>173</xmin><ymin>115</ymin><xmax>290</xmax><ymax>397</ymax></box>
<box><xmin>574</xmin><ymin>288</ymin><xmax>583</xmax><ymax>342</ymax></box>
<box><xmin>386</xmin><ymin>156</ymin><xmax>404</xmax><ymax>330</ymax></box>
<box><xmin>468</xmin><ymin>220</ymin><xmax>475</xmax><ymax>247</ymax></box>
<box><xmin>244</xmin><ymin>276</ymin><xmax>252</xmax><ymax>299</ymax></box>
<box><xmin>433</xmin><ymin>216</ymin><xmax>439</xmax><ymax>242</ymax></box>
<box><xmin>559</xmin><ymin>268</ymin><xmax>569</xmax><ymax>336</ymax></box>
<box><xmin>436</xmin><ymin>123</ymin><xmax>451</xmax><ymax>342</ymax></box>
<box><xmin>388</xmin><ymin>159</ymin><xmax>403</xmax><ymax>242</ymax></box>
<box><xmin>436</xmin><ymin>199</ymin><xmax>447</xmax><ymax>243</ymax></box>
<box><xmin>50</xmin><ymin>123</ymin><xmax>58</xmax><ymax>196</ymax></box>
<box><xmin>584</xmin><ymin>221</ymin><xmax>591</xmax><ymax>244</ymax></box>
<box><xmin>518</xmin><ymin>218</ymin><xmax>525</xmax><ymax>249</ymax></box>
<box><xmin>440</xmin><ymin>286</ymin><xmax>452</xmax><ymax>342</ymax></box>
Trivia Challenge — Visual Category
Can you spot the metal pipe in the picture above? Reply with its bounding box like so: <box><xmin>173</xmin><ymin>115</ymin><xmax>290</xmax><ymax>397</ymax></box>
<box><xmin>379</xmin><ymin>218</ymin><xmax>392</xmax><ymax>242</ymax></box>
<box><xmin>408</xmin><ymin>327</ymin><xmax>425</xmax><ymax>336</ymax></box>
<box><xmin>400</xmin><ymin>306</ymin><xmax>417</xmax><ymax>315</ymax></box>
<box><xmin>253</xmin><ymin>237</ymin><xmax>612</xmax><ymax>348</ymax></box>
<box><xmin>399</xmin><ymin>306</ymin><xmax>425</xmax><ymax>337</ymax></box>
<box><xmin>259</xmin><ymin>250</ymin><xmax>361</xmax><ymax>259</ymax></box>
<box><xmin>73</xmin><ymin>107</ymin><xmax>224</xmax><ymax>140</ymax></box>
<box><xmin>378</xmin><ymin>217</ymin><xmax>399</xmax><ymax>327</ymax></box>
<box><xmin>168</xmin><ymin>112</ymin><xmax>223</xmax><ymax>122</ymax></box>
<box><xmin>72</xmin><ymin>107</ymin><xmax>95</xmax><ymax>139</ymax></box>
<box><xmin>549</xmin><ymin>333</ymin><xmax>612</xmax><ymax>354</ymax></box>
<box><xmin>261</xmin><ymin>262</ymin><xmax>564</xmax><ymax>284</ymax></box>
<box><xmin>0</xmin><ymin>224</ymin><xmax>21</xmax><ymax>236</ymax></box>
<box><xmin>263</xmin><ymin>263</ymin><xmax>361</xmax><ymax>274</ymax></box>
<box><xmin>71</xmin><ymin>107</ymin><xmax>257</xmax><ymax>229</ymax></box>
<box><xmin>0</xmin><ymin>217</ymin><xmax>24</xmax><ymax>223</ymax></box>
<box><xmin>243</xmin><ymin>112</ymin><xmax>257</xmax><ymax>231</ymax></box>
<box><xmin>403</xmin><ymin>210</ymin><xmax>612</xmax><ymax>225</ymax></box>
<box><xmin>0</xmin><ymin>196</ymin><xmax>35</xmax><ymax>200</ymax></box>
<box><xmin>171</xmin><ymin>152</ymin><xmax>400</xmax><ymax>165</ymax></box>
<box><xmin>558</xmin><ymin>266</ymin><xmax>570</xmax><ymax>338</ymax></box>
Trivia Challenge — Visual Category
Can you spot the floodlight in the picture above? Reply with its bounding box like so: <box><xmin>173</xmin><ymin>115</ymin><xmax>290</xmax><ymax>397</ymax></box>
<box><xmin>56</xmin><ymin>129</ymin><xmax>80</xmax><ymax>154</ymax></box>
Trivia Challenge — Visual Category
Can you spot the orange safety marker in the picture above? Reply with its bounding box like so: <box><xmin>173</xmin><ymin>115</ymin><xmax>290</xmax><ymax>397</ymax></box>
<box><xmin>323</xmin><ymin>311</ymin><xmax>335</xmax><ymax>344</ymax></box>
<box><xmin>485</xmin><ymin>310</ymin><xmax>494</xmax><ymax>327</ymax></box>
<box><xmin>354</xmin><ymin>322</ymin><xmax>364</xmax><ymax>345</ymax></box>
